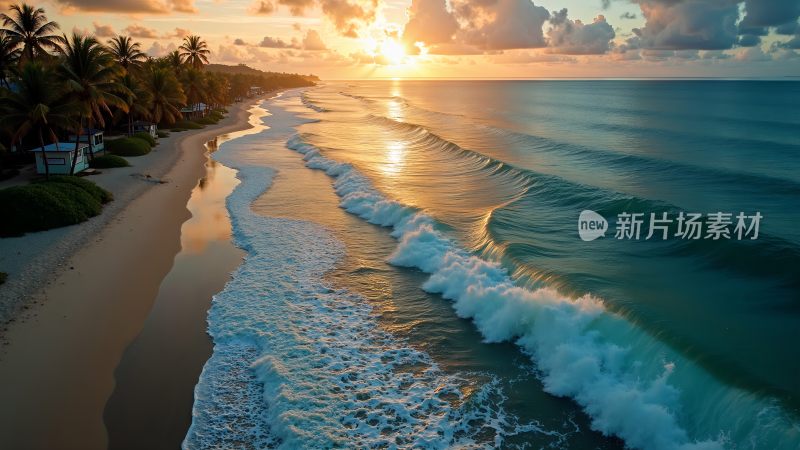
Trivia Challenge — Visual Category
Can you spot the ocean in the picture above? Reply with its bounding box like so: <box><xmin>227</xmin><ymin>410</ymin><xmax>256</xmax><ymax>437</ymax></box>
<box><xmin>185</xmin><ymin>81</ymin><xmax>800</xmax><ymax>449</ymax></box>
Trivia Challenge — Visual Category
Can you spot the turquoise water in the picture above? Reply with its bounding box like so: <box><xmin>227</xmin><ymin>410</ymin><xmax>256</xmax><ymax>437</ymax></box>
<box><xmin>188</xmin><ymin>84</ymin><xmax>800</xmax><ymax>449</ymax></box>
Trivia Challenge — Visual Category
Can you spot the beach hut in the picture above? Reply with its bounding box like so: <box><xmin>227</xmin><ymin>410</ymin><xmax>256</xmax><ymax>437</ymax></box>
<box><xmin>180</xmin><ymin>103</ymin><xmax>209</xmax><ymax>119</ymax></box>
<box><xmin>68</xmin><ymin>128</ymin><xmax>105</xmax><ymax>154</ymax></box>
<box><xmin>133</xmin><ymin>121</ymin><xmax>158</xmax><ymax>139</ymax></box>
<box><xmin>30</xmin><ymin>142</ymin><xmax>90</xmax><ymax>175</ymax></box>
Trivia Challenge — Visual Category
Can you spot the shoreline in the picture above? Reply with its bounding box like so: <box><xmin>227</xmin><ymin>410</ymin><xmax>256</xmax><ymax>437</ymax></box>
<box><xmin>0</xmin><ymin>96</ymin><xmax>262</xmax><ymax>449</ymax></box>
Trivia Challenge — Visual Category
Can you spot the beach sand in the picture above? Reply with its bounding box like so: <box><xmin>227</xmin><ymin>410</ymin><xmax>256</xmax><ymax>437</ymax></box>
<box><xmin>0</xmin><ymin>98</ymin><xmax>261</xmax><ymax>450</ymax></box>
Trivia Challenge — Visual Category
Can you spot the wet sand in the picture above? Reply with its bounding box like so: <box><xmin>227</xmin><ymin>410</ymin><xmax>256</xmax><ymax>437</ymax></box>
<box><xmin>0</xmin><ymin>99</ymin><xmax>262</xmax><ymax>450</ymax></box>
<box><xmin>103</xmin><ymin>134</ymin><xmax>259</xmax><ymax>449</ymax></box>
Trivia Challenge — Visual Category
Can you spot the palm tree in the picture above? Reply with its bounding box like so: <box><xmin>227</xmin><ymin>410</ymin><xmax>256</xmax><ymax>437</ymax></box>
<box><xmin>118</xmin><ymin>72</ymin><xmax>152</xmax><ymax>135</ymax></box>
<box><xmin>165</xmin><ymin>50</ymin><xmax>182</xmax><ymax>71</ymax></box>
<box><xmin>180</xmin><ymin>67</ymin><xmax>205</xmax><ymax>113</ymax></box>
<box><xmin>0</xmin><ymin>3</ymin><xmax>63</xmax><ymax>62</ymax></box>
<box><xmin>58</xmin><ymin>33</ymin><xmax>128</xmax><ymax>173</ymax></box>
<box><xmin>107</xmin><ymin>35</ymin><xmax>145</xmax><ymax>71</ymax></box>
<box><xmin>142</xmin><ymin>66</ymin><xmax>186</xmax><ymax>125</ymax></box>
<box><xmin>0</xmin><ymin>32</ymin><xmax>20</xmax><ymax>88</ymax></box>
<box><xmin>1</xmin><ymin>62</ymin><xmax>73</xmax><ymax>179</ymax></box>
<box><xmin>178</xmin><ymin>35</ymin><xmax>210</xmax><ymax>69</ymax></box>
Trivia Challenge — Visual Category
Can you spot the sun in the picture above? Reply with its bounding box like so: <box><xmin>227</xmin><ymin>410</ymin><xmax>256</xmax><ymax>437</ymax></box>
<box><xmin>380</xmin><ymin>39</ymin><xmax>406</xmax><ymax>65</ymax></box>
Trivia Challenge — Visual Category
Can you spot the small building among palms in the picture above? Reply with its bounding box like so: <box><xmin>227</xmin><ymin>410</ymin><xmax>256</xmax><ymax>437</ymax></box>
<box><xmin>180</xmin><ymin>102</ymin><xmax>208</xmax><ymax>119</ymax></box>
<box><xmin>68</xmin><ymin>128</ymin><xmax>105</xmax><ymax>154</ymax></box>
<box><xmin>133</xmin><ymin>121</ymin><xmax>158</xmax><ymax>139</ymax></box>
<box><xmin>31</xmin><ymin>142</ymin><xmax>90</xmax><ymax>175</ymax></box>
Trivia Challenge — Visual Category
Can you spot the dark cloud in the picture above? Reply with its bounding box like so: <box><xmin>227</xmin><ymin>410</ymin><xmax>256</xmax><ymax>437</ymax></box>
<box><xmin>93</xmin><ymin>22</ymin><xmax>115</xmax><ymax>38</ymax></box>
<box><xmin>632</xmin><ymin>0</ymin><xmax>739</xmax><ymax>50</ymax></box>
<box><xmin>53</xmin><ymin>0</ymin><xmax>194</xmax><ymax>13</ymax></box>
<box><xmin>547</xmin><ymin>9</ymin><xmax>615</xmax><ymax>54</ymax></box>
<box><xmin>278</xmin><ymin>0</ymin><xmax>315</xmax><ymax>15</ymax></box>
<box><xmin>737</xmin><ymin>34</ymin><xmax>762</xmax><ymax>46</ymax></box>
<box><xmin>258</xmin><ymin>36</ymin><xmax>300</xmax><ymax>48</ymax></box>
<box><xmin>124</xmin><ymin>24</ymin><xmax>160</xmax><ymax>39</ymax></box>
<box><xmin>740</xmin><ymin>0</ymin><xmax>800</xmax><ymax>29</ymax></box>
<box><xmin>251</xmin><ymin>0</ymin><xmax>275</xmax><ymax>14</ymax></box>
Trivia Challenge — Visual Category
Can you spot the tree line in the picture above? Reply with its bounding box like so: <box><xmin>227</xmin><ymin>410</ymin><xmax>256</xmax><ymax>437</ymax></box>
<box><xmin>0</xmin><ymin>3</ymin><xmax>316</xmax><ymax>177</ymax></box>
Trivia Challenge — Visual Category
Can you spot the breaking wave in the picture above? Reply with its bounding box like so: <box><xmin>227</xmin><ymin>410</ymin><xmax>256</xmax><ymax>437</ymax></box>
<box><xmin>286</xmin><ymin>132</ymin><xmax>800</xmax><ymax>450</ymax></box>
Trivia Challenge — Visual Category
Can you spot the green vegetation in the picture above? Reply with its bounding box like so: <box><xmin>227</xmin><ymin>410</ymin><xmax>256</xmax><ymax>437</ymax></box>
<box><xmin>106</xmin><ymin>137</ymin><xmax>151</xmax><ymax>156</ymax></box>
<box><xmin>89</xmin><ymin>154</ymin><xmax>129</xmax><ymax>168</ymax></box>
<box><xmin>0</xmin><ymin>176</ymin><xmax>112</xmax><ymax>236</ymax></box>
<box><xmin>0</xmin><ymin>272</ymin><xmax>6</xmax><ymax>285</ymax></box>
<box><xmin>36</xmin><ymin>175</ymin><xmax>114</xmax><ymax>203</ymax></box>
<box><xmin>156</xmin><ymin>130</ymin><xmax>169</xmax><ymax>138</ymax></box>
<box><xmin>131</xmin><ymin>131</ymin><xmax>156</xmax><ymax>147</ymax></box>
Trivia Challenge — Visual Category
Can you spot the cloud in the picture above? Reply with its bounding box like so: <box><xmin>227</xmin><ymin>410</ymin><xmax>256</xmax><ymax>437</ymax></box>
<box><xmin>216</xmin><ymin>44</ymin><xmax>252</xmax><ymax>63</ymax></box>
<box><xmin>53</xmin><ymin>0</ymin><xmax>194</xmax><ymax>13</ymax></box>
<box><xmin>319</xmin><ymin>0</ymin><xmax>378</xmax><ymax>37</ymax></box>
<box><xmin>146</xmin><ymin>41</ymin><xmax>177</xmax><ymax>57</ymax></box>
<box><xmin>401</xmin><ymin>0</ymin><xmax>554</xmax><ymax>53</ymax></box>
<box><xmin>547</xmin><ymin>9</ymin><xmax>615</xmax><ymax>54</ymax></box>
<box><xmin>455</xmin><ymin>0</ymin><xmax>550</xmax><ymax>50</ymax></box>
<box><xmin>303</xmin><ymin>29</ymin><xmax>327</xmax><ymax>50</ymax></box>
<box><xmin>170</xmin><ymin>0</ymin><xmax>196</xmax><ymax>13</ymax></box>
<box><xmin>278</xmin><ymin>0</ymin><xmax>315</xmax><ymax>15</ymax></box>
<box><xmin>620</xmin><ymin>11</ymin><xmax>637</xmax><ymax>19</ymax></box>
<box><xmin>258</xmin><ymin>36</ymin><xmax>300</xmax><ymax>48</ymax></box>
<box><xmin>250</xmin><ymin>0</ymin><xmax>275</xmax><ymax>14</ymax></box>
<box><xmin>632</xmin><ymin>0</ymin><xmax>739</xmax><ymax>50</ymax></box>
<box><xmin>124</xmin><ymin>24</ymin><xmax>160</xmax><ymax>39</ymax></box>
<box><xmin>740</xmin><ymin>0</ymin><xmax>800</xmax><ymax>29</ymax></box>
<box><xmin>733</xmin><ymin>45</ymin><xmax>771</xmax><ymax>61</ymax></box>
<box><xmin>170</xmin><ymin>27</ymin><xmax>191</xmax><ymax>38</ymax></box>
<box><xmin>402</xmin><ymin>0</ymin><xmax>459</xmax><ymax>46</ymax></box>
<box><xmin>93</xmin><ymin>22</ymin><xmax>115</xmax><ymax>38</ymax></box>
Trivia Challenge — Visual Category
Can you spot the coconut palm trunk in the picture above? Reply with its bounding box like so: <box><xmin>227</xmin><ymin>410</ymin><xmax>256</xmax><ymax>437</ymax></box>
<box><xmin>37</xmin><ymin>128</ymin><xmax>49</xmax><ymax>180</ymax></box>
<box><xmin>70</xmin><ymin>114</ymin><xmax>82</xmax><ymax>175</ymax></box>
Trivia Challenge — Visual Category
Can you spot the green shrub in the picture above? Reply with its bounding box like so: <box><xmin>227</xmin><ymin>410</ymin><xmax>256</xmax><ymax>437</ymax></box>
<box><xmin>38</xmin><ymin>175</ymin><xmax>113</xmax><ymax>204</ymax></box>
<box><xmin>90</xmin><ymin>154</ymin><xmax>129</xmax><ymax>169</ymax></box>
<box><xmin>0</xmin><ymin>272</ymin><xmax>6</xmax><ymax>285</ymax></box>
<box><xmin>173</xmin><ymin>120</ymin><xmax>203</xmax><ymax>130</ymax></box>
<box><xmin>106</xmin><ymin>137</ymin><xmax>151</xmax><ymax>156</ymax></box>
<box><xmin>0</xmin><ymin>178</ymin><xmax>112</xmax><ymax>236</ymax></box>
<box><xmin>132</xmin><ymin>132</ymin><xmax>156</xmax><ymax>147</ymax></box>
<box><xmin>157</xmin><ymin>130</ymin><xmax>169</xmax><ymax>138</ymax></box>
<box><xmin>170</xmin><ymin>128</ymin><xmax>187</xmax><ymax>132</ymax></box>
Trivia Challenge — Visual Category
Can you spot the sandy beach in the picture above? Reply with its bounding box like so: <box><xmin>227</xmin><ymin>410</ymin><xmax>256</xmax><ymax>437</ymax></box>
<box><xmin>0</xmin><ymin>97</ymin><xmax>262</xmax><ymax>450</ymax></box>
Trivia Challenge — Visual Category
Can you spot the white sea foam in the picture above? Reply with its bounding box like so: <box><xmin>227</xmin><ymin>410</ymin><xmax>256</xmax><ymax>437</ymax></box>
<box><xmin>286</xmin><ymin>132</ymin><xmax>800</xmax><ymax>450</ymax></box>
<box><xmin>184</xmin><ymin>97</ymin><xmax>566</xmax><ymax>449</ymax></box>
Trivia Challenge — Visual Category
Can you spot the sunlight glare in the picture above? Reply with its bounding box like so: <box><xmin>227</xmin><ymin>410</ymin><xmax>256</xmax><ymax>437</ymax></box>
<box><xmin>380</xmin><ymin>39</ymin><xmax>406</xmax><ymax>65</ymax></box>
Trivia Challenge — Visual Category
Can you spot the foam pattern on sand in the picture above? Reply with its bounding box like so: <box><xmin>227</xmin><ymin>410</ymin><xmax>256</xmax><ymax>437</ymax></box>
<box><xmin>286</xmin><ymin>132</ymin><xmax>800</xmax><ymax>450</ymax></box>
<box><xmin>184</xmin><ymin>160</ymin><xmax>561</xmax><ymax>447</ymax></box>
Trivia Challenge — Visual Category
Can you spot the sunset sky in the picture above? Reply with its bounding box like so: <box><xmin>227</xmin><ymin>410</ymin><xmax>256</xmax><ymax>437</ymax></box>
<box><xmin>11</xmin><ymin>0</ymin><xmax>800</xmax><ymax>78</ymax></box>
